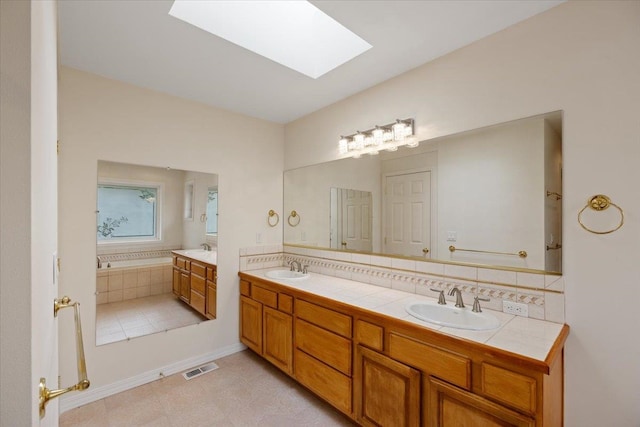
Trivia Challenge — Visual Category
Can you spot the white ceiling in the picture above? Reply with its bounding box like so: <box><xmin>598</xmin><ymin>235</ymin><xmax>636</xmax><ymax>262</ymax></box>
<box><xmin>58</xmin><ymin>0</ymin><xmax>564</xmax><ymax>124</ymax></box>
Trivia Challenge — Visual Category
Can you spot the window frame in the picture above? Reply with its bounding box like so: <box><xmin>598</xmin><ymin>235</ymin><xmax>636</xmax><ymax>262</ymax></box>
<box><xmin>96</xmin><ymin>178</ymin><xmax>163</xmax><ymax>245</ymax></box>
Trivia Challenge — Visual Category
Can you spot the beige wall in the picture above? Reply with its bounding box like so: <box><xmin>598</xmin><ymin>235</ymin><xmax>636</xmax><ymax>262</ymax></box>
<box><xmin>285</xmin><ymin>1</ymin><xmax>640</xmax><ymax>425</ymax></box>
<box><xmin>58</xmin><ymin>68</ymin><xmax>284</xmax><ymax>389</ymax></box>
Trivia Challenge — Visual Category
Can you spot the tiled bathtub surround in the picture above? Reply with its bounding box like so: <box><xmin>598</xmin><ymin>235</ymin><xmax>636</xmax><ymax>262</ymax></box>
<box><xmin>239</xmin><ymin>245</ymin><xmax>564</xmax><ymax>324</ymax></box>
<box><xmin>96</xmin><ymin>249</ymin><xmax>177</xmax><ymax>263</ymax></box>
<box><xmin>96</xmin><ymin>262</ymin><xmax>173</xmax><ymax>304</ymax></box>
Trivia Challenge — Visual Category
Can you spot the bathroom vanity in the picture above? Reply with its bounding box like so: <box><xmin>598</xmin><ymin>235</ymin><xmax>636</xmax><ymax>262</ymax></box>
<box><xmin>172</xmin><ymin>250</ymin><xmax>217</xmax><ymax>319</ymax></box>
<box><xmin>238</xmin><ymin>270</ymin><xmax>568</xmax><ymax>426</ymax></box>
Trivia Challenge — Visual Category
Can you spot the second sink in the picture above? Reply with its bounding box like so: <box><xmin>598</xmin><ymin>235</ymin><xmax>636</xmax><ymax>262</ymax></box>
<box><xmin>265</xmin><ymin>269</ymin><xmax>309</xmax><ymax>281</ymax></box>
<box><xmin>405</xmin><ymin>301</ymin><xmax>500</xmax><ymax>330</ymax></box>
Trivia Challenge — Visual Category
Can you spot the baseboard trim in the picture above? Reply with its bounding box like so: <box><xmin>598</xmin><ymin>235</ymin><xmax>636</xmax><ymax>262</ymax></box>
<box><xmin>59</xmin><ymin>342</ymin><xmax>246</xmax><ymax>414</ymax></box>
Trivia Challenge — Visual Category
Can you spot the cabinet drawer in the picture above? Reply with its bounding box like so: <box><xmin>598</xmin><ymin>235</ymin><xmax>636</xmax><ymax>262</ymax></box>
<box><xmin>174</xmin><ymin>256</ymin><xmax>188</xmax><ymax>270</ymax></box>
<box><xmin>295</xmin><ymin>349</ymin><xmax>352</xmax><ymax>415</ymax></box>
<box><xmin>207</xmin><ymin>267</ymin><xmax>216</xmax><ymax>281</ymax></box>
<box><xmin>240</xmin><ymin>280</ymin><xmax>251</xmax><ymax>296</ymax></box>
<box><xmin>252</xmin><ymin>285</ymin><xmax>277</xmax><ymax>308</ymax></box>
<box><xmin>191</xmin><ymin>261</ymin><xmax>206</xmax><ymax>278</ymax></box>
<box><xmin>296</xmin><ymin>299</ymin><xmax>352</xmax><ymax>338</ymax></box>
<box><xmin>355</xmin><ymin>320</ymin><xmax>383</xmax><ymax>351</ymax></box>
<box><xmin>278</xmin><ymin>293</ymin><xmax>293</xmax><ymax>314</ymax></box>
<box><xmin>190</xmin><ymin>289</ymin><xmax>205</xmax><ymax>314</ymax></box>
<box><xmin>482</xmin><ymin>363</ymin><xmax>537</xmax><ymax>414</ymax></box>
<box><xmin>388</xmin><ymin>332</ymin><xmax>471</xmax><ymax>390</ymax></box>
<box><xmin>191</xmin><ymin>273</ymin><xmax>205</xmax><ymax>294</ymax></box>
<box><xmin>295</xmin><ymin>319</ymin><xmax>352</xmax><ymax>376</ymax></box>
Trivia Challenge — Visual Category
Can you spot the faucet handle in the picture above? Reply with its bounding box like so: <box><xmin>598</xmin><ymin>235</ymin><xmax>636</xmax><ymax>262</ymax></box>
<box><xmin>430</xmin><ymin>288</ymin><xmax>446</xmax><ymax>305</ymax></box>
<box><xmin>302</xmin><ymin>265</ymin><xmax>309</xmax><ymax>274</ymax></box>
<box><xmin>472</xmin><ymin>296</ymin><xmax>490</xmax><ymax>313</ymax></box>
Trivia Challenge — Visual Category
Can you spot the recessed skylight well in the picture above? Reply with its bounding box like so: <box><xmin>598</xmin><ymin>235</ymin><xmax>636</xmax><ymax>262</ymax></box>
<box><xmin>169</xmin><ymin>0</ymin><xmax>372</xmax><ymax>79</ymax></box>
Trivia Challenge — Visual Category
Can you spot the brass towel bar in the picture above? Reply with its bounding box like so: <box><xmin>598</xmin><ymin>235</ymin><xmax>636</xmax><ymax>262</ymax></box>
<box><xmin>39</xmin><ymin>296</ymin><xmax>90</xmax><ymax>418</ymax></box>
<box><xmin>449</xmin><ymin>245</ymin><xmax>527</xmax><ymax>258</ymax></box>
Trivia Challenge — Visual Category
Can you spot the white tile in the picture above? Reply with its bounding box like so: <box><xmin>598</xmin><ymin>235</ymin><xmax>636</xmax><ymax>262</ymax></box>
<box><xmin>516</xmin><ymin>272</ymin><xmax>545</xmax><ymax>289</ymax></box>
<box><xmin>370</xmin><ymin>255</ymin><xmax>392</xmax><ymax>268</ymax></box>
<box><xmin>544</xmin><ymin>292</ymin><xmax>565</xmax><ymax>323</ymax></box>
<box><xmin>545</xmin><ymin>276</ymin><xmax>564</xmax><ymax>291</ymax></box>
<box><xmin>351</xmin><ymin>253</ymin><xmax>371</xmax><ymax>265</ymax></box>
<box><xmin>391</xmin><ymin>278</ymin><xmax>416</xmax><ymax>294</ymax></box>
<box><xmin>444</xmin><ymin>264</ymin><xmax>477</xmax><ymax>281</ymax></box>
<box><xmin>391</xmin><ymin>258</ymin><xmax>416</xmax><ymax>272</ymax></box>
<box><xmin>415</xmin><ymin>260</ymin><xmax>444</xmax><ymax>275</ymax></box>
<box><xmin>478</xmin><ymin>268</ymin><xmax>517</xmax><ymax>285</ymax></box>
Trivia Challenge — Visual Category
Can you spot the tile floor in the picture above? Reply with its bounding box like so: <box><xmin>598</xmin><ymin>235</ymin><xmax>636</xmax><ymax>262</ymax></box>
<box><xmin>59</xmin><ymin>350</ymin><xmax>355</xmax><ymax>426</ymax></box>
<box><xmin>95</xmin><ymin>294</ymin><xmax>207</xmax><ymax>345</ymax></box>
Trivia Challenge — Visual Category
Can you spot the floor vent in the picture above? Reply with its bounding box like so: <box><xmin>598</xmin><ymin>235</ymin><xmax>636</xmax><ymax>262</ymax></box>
<box><xmin>182</xmin><ymin>362</ymin><xmax>219</xmax><ymax>380</ymax></box>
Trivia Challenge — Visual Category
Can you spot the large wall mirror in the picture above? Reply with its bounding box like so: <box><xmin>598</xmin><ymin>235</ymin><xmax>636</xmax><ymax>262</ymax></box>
<box><xmin>95</xmin><ymin>160</ymin><xmax>218</xmax><ymax>345</ymax></box>
<box><xmin>284</xmin><ymin>111</ymin><xmax>562</xmax><ymax>273</ymax></box>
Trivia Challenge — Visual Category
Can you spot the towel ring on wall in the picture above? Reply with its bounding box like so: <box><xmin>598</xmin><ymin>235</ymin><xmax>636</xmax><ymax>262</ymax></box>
<box><xmin>578</xmin><ymin>194</ymin><xmax>624</xmax><ymax>235</ymax></box>
<box><xmin>288</xmin><ymin>210</ymin><xmax>301</xmax><ymax>227</ymax></box>
<box><xmin>267</xmin><ymin>210</ymin><xmax>279</xmax><ymax>227</ymax></box>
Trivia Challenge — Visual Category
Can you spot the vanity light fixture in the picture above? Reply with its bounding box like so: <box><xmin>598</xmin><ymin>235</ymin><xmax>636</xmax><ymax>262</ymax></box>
<box><xmin>338</xmin><ymin>118</ymin><xmax>416</xmax><ymax>158</ymax></box>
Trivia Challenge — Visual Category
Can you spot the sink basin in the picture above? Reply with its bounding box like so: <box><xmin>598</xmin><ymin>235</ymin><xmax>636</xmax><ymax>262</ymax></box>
<box><xmin>265</xmin><ymin>269</ymin><xmax>309</xmax><ymax>281</ymax></box>
<box><xmin>405</xmin><ymin>301</ymin><xmax>499</xmax><ymax>330</ymax></box>
<box><xmin>182</xmin><ymin>249</ymin><xmax>216</xmax><ymax>264</ymax></box>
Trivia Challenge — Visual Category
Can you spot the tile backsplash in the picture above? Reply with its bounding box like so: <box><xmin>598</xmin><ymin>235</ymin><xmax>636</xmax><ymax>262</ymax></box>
<box><xmin>238</xmin><ymin>244</ymin><xmax>564</xmax><ymax>324</ymax></box>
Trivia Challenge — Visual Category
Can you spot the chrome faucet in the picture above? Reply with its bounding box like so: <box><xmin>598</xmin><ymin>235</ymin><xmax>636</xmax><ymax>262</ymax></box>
<box><xmin>431</xmin><ymin>288</ymin><xmax>446</xmax><ymax>305</ymax></box>
<box><xmin>472</xmin><ymin>296</ymin><xmax>490</xmax><ymax>313</ymax></box>
<box><xmin>289</xmin><ymin>260</ymin><xmax>302</xmax><ymax>272</ymax></box>
<box><xmin>448</xmin><ymin>287</ymin><xmax>465</xmax><ymax>308</ymax></box>
<box><xmin>97</xmin><ymin>256</ymin><xmax>102</xmax><ymax>269</ymax></box>
<box><xmin>201</xmin><ymin>243</ymin><xmax>211</xmax><ymax>251</ymax></box>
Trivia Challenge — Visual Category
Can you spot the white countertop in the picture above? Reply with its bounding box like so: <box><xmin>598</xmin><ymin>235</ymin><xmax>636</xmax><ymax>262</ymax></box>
<box><xmin>244</xmin><ymin>268</ymin><xmax>566</xmax><ymax>363</ymax></box>
<box><xmin>173</xmin><ymin>249</ymin><xmax>217</xmax><ymax>265</ymax></box>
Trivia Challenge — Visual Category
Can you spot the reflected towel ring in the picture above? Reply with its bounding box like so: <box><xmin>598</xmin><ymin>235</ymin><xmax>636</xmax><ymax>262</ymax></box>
<box><xmin>267</xmin><ymin>210</ymin><xmax>279</xmax><ymax>227</ymax></box>
<box><xmin>288</xmin><ymin>210</ymin><xmax>301</xmax><ymax>227</ymax></box>
<box><xmin>578</xmin><ymin>194</ymin><xmax>624</xmax><ymax>234</ymax></box>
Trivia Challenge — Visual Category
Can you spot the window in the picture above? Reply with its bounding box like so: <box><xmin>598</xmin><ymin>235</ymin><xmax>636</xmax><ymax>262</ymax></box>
<box><xmin>206</xmin><ymin>188</ymin><xmax>218</xmax><ymax>235</ymax></box>
<box><xmin>97</xmin><ymin>183</ymin><xmax>160</xmax><ymax>242</ymax></box>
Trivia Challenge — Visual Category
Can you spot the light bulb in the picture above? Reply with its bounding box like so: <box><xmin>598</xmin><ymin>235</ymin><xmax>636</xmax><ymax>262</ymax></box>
<box><xmin>393</xmin><ymin>121</ymin><xmax>406</xmax><ymax>141</ymax></box>
<box><xmin>338</xmin><ymin>137</ymin><xmax>349</xmax><ymax>154</ymax></box>
<box><xmin>372</xmin><ymin>127</ymin><xmax>384</xmax><ymax>146</ymax></box>
<box><xmin>354</xmin><ymin>132</ymin><xmax>365</xmax><ymax>150</ymax></box>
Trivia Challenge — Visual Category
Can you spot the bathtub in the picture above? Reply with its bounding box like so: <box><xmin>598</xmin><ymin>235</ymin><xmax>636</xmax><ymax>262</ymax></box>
<box><xmin>96</xmin><ymin>257</ymin><xmax>174</xmax><ymax>304</ymax></box>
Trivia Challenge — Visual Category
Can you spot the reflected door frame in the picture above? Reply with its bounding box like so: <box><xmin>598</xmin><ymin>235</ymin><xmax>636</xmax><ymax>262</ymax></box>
<box><xmin>382</xmin><ymin>168</ymin><xmax>436</xmax><ymax>259</ymax></box>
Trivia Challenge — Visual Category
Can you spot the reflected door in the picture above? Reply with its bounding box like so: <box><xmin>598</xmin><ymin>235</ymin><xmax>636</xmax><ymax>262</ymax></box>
<box><xmin>384</xmin><ymin>171</ymin><xmax>431</xmax><ymax>257</ymax></box>
<box><xmin>339</xmin><ymin>189</ymin><xmax>373</xmax><ymax>252</ymax></box>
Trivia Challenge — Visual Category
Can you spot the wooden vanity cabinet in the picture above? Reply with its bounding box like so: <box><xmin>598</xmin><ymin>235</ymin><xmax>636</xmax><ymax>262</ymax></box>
<box><xmin>355</xmin><ymin>345</ymin><xmax>420</xmax><ymax>427</ymax></box>
<box><xmin>294</xmin><ymin>299</ymin><xmax>353</xmax><ymax>415</ymax></box>
<box><xmin>237</xmin><ymin>272</ymin><xmax>568</xmax><ymax>427</ymax></box>
<box><xmin>172</xmin><ymin>255</ymin><xmax>190</xmax><ymax>303</ymax></box>
<box><xmin>206</xmin><ymin>266</ymin><xmax>217</xmax><ymax>319</ymax></box>
<box><xmin>172</xmin><ymin>253</ymin><xmax>217</xmax><ymax>318</ymax></box>
<box><xmin>239</xmin><ymin>280</ymin><xmax>293</xmax><ymax>375</ymax></box>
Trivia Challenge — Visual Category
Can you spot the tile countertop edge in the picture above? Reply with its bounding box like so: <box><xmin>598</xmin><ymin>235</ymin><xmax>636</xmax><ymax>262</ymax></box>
<box><xmin>239</xmin><ymin>269</ymin><xmax>569</xmax><ymax>373</ymax></box>
<box><xmin>172</xmin><ymin>249</ymin><xmax>217</xmax><ymax>265</ymax></box>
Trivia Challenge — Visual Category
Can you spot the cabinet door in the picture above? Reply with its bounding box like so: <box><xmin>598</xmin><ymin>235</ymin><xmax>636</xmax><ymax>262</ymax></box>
<box><xmin>356</xmin><ymin>345</ymin><xmax>420</xmax><ymax>427</ymax></box>
<box><xmin>206</xmin><ymin>281</ymin><xmax>216</xmax><ymax>319</ymax></box>
<box><xmin>240</xmin><ymin>296</ymin><xmax>262</xmax><ymax>354</ymax></box>
<box><xmin>180</xmin><ymin>272</ymin><xmax>190</xmax><ymax>302</ymax></box>
<box><xmin>263</xmin><ymin>306</ymin><xmax>292</xmax><ymax>375</ymax></box>
<box><xmin>172</xmin><ymin>267</ymin><xmax>180</xmax><ymax>296</ymax></box>
<box><xmin>428</xmin><ymin>377</ymin><xmax>535</xmax><ymax>427</ymax></box>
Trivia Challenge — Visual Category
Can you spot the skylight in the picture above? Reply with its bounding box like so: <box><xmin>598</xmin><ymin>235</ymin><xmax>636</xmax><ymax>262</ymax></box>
<box><xmin>168</xmin><ymin>0</ymin><xmax>372</xmax><ymax>79</ymax></box>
